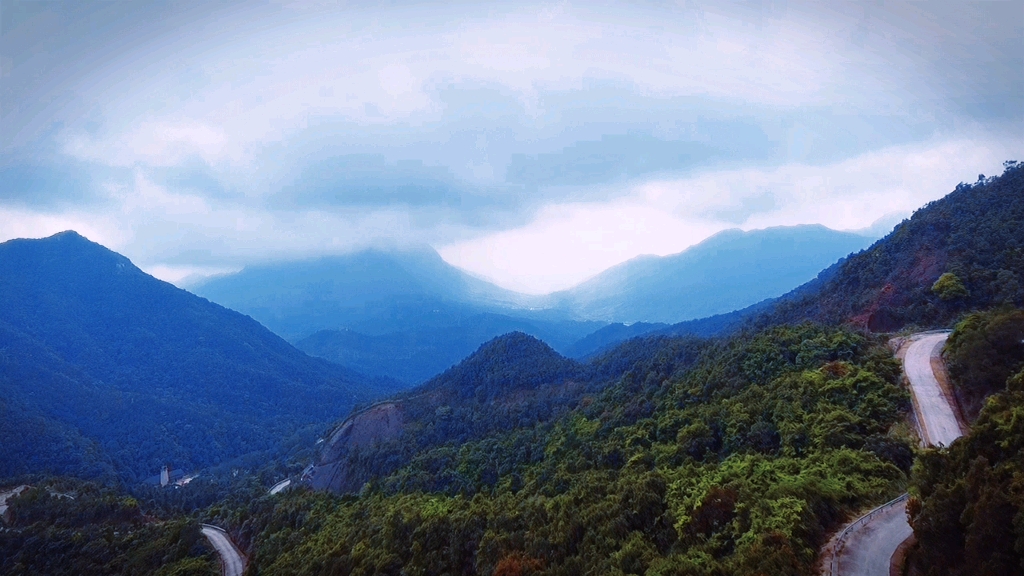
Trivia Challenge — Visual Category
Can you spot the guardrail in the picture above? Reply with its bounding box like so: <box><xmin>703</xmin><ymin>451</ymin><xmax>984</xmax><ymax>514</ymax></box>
<box><xmin>827</xmin><ymin>493</ymin><xmax>909</xmax><ymax>576</ymax></box>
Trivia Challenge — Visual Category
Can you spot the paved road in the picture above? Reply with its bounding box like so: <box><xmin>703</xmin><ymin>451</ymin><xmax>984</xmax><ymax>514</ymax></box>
<box><xmin>904</xmin><ymin>332</ymin><xmax>962</xmax><ymax>447</ymax></box>
<box><xmin>269</xmin><ymin>478</ymin><xmax>291</xmax><ymax>495</ymax></box>
<box><xmin>202</xmin><ymin>524</ymin><xmax>246</xmax><ymax>576</ymax></box>
<box><xmin>825</xmin><ymin>331</ymin><xmax>963</xmax><ymax>576</ymax></box>
<box><xmin>829</xmin><ymin>498</ymin><xmax>913</xmax><ymax>576</ymax></box>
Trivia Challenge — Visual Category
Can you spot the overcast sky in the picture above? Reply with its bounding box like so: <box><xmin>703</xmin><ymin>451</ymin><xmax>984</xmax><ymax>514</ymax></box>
<box><xmin>1</xmin><ymin>0</ymin><xmax>1021</xmax><ymax>293</ymax></box>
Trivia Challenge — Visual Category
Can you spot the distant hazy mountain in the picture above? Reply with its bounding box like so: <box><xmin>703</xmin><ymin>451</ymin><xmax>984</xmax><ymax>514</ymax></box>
<box><xmin>296</xmin><ymin>313</ymin><xmax>602</xmax><ymax>384</ymax></box>
<box><xmin>0</xmin><ymin>231</ymin><xmax>392</xmax><ymax>481</ymax></box>
<box><xmin>190</xmin><ymin>245</ymin><xmax>551</xmax><ymax>340</ymax></box>
<box><xmin>552</xmin><ymin>225</ymin><xmax>876</xmax><ymax>324</ymax></box>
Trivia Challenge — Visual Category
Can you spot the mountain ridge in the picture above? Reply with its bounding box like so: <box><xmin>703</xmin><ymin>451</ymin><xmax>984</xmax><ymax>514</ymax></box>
<box><xmin>0</xmin><ymin>231</ymin><xmax>394</xmax><ymax>481</ymax></box>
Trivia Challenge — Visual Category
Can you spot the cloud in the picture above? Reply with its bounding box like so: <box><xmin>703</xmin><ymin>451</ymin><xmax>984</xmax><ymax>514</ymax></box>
<box><xmin>0</xmin><ymin>162</ymin><xmax>101</xmax><ymax>209</ymax></box>
<box><xmin>0</xmin><ymin>1</ymin><xmax>1020</xmax><ymax>291</ymax></box>
<box><xmin>441</xmin><ymin>135</ymin><xmax>1022</xmax><ymax>293</ymax></box>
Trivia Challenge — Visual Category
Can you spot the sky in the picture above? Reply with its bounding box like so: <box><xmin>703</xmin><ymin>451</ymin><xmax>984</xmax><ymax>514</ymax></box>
<box><xmin>0</xmin><ymin>0</ymin><xmax>1021</xmax><ymax>294</ymax></box>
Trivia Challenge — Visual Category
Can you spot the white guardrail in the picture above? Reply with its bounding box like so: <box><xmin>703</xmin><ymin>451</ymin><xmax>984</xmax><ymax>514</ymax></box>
<box><xmin>828</xmin><ymin>493</ymin><xmax>909</xmax><ymax>576</ymax></box>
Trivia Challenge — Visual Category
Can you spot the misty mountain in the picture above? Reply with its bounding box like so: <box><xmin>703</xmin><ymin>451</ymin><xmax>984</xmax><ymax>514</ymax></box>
<box><xmin>0</xmin><ymin>231</ymin><xmax>393</xmax><ymax>481</ymax></box>
<box><xmin>552</xmin><ymin>225</ymin><xmax>876</xmax><ymax>324</ymax></box>
<box><xmin>189</xmin><ymin>245</ymin><xmax>550</xmax><ymax>340</ymax></box>
<box><xmin>296</xmin><ymin>313</ymin><xmax>603</xmax><ymax>384</ymax></box>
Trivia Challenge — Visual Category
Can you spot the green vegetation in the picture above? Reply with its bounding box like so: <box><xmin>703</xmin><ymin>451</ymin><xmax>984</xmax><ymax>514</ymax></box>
<box><xmin>240</xmin><ymin>324</ymin><xmax>911</xmax><ymax>575</ymax></box>
<box><xmin>907</xmin><ymin>307</ymin><xmax>1024</xmax><ymax>575</ymax></box>
<box><xmin>931</xmin><ymin>272</ymin><xmax>969</xmax><ymax>301</ymax></box>
<box><xmin>944</xmin><ymin>307</ymin><xmax>1024</xmax><ymax>419</ymax></box>
<box><xmin>0</xmin><ymin>478</ymin><xmax>216</xmax><ymax>575</ymax></box>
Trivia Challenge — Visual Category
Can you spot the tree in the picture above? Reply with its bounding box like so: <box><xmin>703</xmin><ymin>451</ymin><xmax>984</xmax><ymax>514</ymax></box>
<box><xmin>932</xmin><ymin>273</ymin><xmax>969</xmax><ymax>301</ymax></box>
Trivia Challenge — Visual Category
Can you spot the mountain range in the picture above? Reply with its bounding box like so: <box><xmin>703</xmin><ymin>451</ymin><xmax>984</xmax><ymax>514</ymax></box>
<box><xmin>190</xmin><ymin>224</ymin><xmax>876</xmax><ymax>382</ymax></box>
<box><xmin>550</xmin><ymin>224</ymin><xmax>876</xmax><ymax>323</ymax></box>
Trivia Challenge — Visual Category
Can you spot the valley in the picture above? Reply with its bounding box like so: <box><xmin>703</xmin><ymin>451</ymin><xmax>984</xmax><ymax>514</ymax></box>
<box><xmin>2</xmin><ymin>4</ymin><xmax>1019</xmax><ymax>574</ymax></box>
<box><xmin>0</xmin><ymin>163</ymin><xmax>1021</xmax><ymax>575</ymax></box>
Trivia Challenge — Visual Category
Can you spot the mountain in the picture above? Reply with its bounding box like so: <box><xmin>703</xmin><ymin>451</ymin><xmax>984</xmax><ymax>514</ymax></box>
<box><xmin>189</xmin><ymin>245</ymin><xmax>549</xmax><ymax>340</ymax></box>
<box><xmin>764</xmin><ymin>162</ymin><xmax>1024</xmax><ymax>331</ymax></box>
<box><xmin>552</xmin><ymin>224</ymin><xmax>876</xmax><ymax>324</ymax></box>
<box><xmin>190</xmin><ymin>245</ymin><xmax>602</xmax><ymax>384</ymax></box>
<box><xmin>260</xmin><ymin>322</ymin><xmax>910</xmax><ymax>575</ymax></box>
<box><xmin>295</xmin><ymin>313</ymin><xmax>603</xmax><ymax>384</ymax></box>
<box><xmin>308</xmin><ymin>332</ymin><xmax>589</xmax><ymax>493</ymax></box>
<box><xmin>561</xmin><ymin>321</ymin><xmax>669</xmax><ymax>359</ymax></box>
<box><xmin>189</xmin><ymin>229</ymin><xmax>871</xmax><ymax>384</ymax></box>
<box><xmin>0</xmin><ymin>231</ymin><xmax>393</xmax><ymax>481</ymax></box>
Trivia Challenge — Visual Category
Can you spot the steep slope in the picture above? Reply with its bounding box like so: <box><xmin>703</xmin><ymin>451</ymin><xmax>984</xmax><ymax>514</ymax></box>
<box><xmin>553</xmin><ymin>224</ymin><xmax>875</xmax><ymax>324</ymax></box>
<box><xmin>0</xmin><ymin>231</ymin><xmax>391</xmax><ymax>481</ymax></box>
<box><xmin>308</xmin><ymin>332</ymin><xmax>588</xmax><ymax>493</ymax></box>
<box><xmin>766</xmin><ymin>162</ymin><xmax>1024</xmax><ymax>331</ymax></box>
<box><xmin>189</xmin><ymin>245</ymin><xmax>549</xmax><ymax>340</ymax></box>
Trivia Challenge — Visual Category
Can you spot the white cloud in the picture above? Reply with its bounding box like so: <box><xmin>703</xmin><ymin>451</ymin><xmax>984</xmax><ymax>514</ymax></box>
<box><xmin>441</xmin><ymin>136</ymin><xmax>1021</xmax><ymax>294</ymax></box>
<box><xmin>64</xmin><ymin>121</ymin><xmax>230</xmax><ymax>168</ymax></box>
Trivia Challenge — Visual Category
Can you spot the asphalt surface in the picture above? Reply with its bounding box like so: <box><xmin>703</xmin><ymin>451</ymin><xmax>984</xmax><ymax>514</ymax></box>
<box><xmin>831</xmin><ymin>499</ymin><xmax>913</xmax><ymax>576</ymax></box>
<box><xmin>904</xmin><ymin>332</ymin><xmax>963</xmax><ymax>447</ymax></box>
<box><xmin>202</xmin><ymin>524</ymin><xmax>246</xmax><ymax>576</ymax></box>
<box><xmin>827</xmin><ymin>332</ymin><xmax>963</xmax><ymax>576</ymax></box>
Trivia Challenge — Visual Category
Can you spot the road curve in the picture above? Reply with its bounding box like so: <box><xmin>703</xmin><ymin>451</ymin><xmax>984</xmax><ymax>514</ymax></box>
<box><xmin>903</xmin><ymin>332</ymin><xmax>963</xmax><ymax>447</ymax></box>
<box><xmin>827</xmin><ymin>497</ymin><xmax>912</xmax><ymax>576</ymax></box>
<box><xmin>824</xmin><ymin>331</ymin><xmax>963</xmax><ymax>576</ymax></box>
<box><xmin>202</xmin><ymin>524</ymin><xmax>246</xmax><ymax>576</ymax></box>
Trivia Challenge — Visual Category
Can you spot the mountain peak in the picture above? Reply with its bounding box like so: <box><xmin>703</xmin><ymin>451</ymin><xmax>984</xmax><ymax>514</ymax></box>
<box><xmin>424</xmin><ymin>331</ymin><xmax>582</xmax><ymax>396</ymax></box>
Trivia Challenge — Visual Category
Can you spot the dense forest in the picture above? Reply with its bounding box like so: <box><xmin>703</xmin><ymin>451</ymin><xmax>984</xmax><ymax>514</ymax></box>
<box><xmin>231</xmin><ymin>324</ymin><xmax>912</xmax><ymax>575</ymax></box>
<box><xmin>0</xmin><ymin>478</ymin><xmax>215</xmax><ymax>576</ymax></box>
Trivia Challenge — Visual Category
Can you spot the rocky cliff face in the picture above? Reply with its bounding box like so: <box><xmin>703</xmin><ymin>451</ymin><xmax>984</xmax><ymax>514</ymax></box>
<box><xmin>307</xmin><ymin>402</ymin><xmax>406</xmax><ymax>493</ymax></box>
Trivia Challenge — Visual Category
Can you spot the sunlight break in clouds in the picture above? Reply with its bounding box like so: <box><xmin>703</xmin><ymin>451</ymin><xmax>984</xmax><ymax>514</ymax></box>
<box><xmin>440</xmin><ymin>137</ymin><xmax>1020</xmax><ymax>294</ymax></box>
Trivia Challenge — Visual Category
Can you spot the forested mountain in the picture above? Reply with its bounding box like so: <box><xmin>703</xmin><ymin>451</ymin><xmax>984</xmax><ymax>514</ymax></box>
<box><xmin>765</xmin><ymin>161</ymin><xmax>1024</xmax><ymax>332</ymax></box>
<box><xmin>244</xmin><ymin>323</ymin><xmax>911</xmax><ymax>575</ymax></box>
<box><xmin>307</xmin><ymin>332</ymin><xmax>592</xmax><ymax>494</ymax></box>
<box><xmin>551</xmin><ymin>224</ymin><xmax>876</xmax><ymax>324</ymax></box>
<box><xmin>0</xmin><ymin>231</ymin><xmax>392</xmax><ymax>481</ymax></box>
<box><xmin>229</xmin><ymin>167</ymin><xmax>1024</xmax><ymax>574</ymax></box>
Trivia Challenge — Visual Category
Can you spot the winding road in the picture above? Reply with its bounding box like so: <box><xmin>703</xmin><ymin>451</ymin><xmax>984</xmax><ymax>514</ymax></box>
<box><xmin>824</xmin><ymin>331</ymin><xmax>964</xmax><ymax>576</ymax></box>
<box><xmin>903</xmin><ymin>332</ymin><xmax>963</xmax><ymax>447</ymax></box>
<box><xmin>202</xmin><ymin>524</ymin><xmax>246</xmax><ymax>576</ymax></box>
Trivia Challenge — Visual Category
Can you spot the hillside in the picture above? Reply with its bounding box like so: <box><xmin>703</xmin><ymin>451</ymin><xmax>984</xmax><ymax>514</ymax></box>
<box><xmin>0</xmin><ymin>231</ymin><xmax>392</xmax><ymax>481</ymax></box>
<box><xmin>307</xmin><ymin>332</ymin><xmax>589</xmax><ymax>494</ymax></box>
<box><xmin>552</xmin><ymin>224</ymin><xmax>876</xmax><ymax>324</ymax></box>
<box><xmin>766</xmin><ymin>162</ymin><xmax>1024</xmax><ymax>331</ymax></box>
<box><xmin>247</xmin><ymin>323</ymin><xmax>911</xmax><ymax>575</ymax></box>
